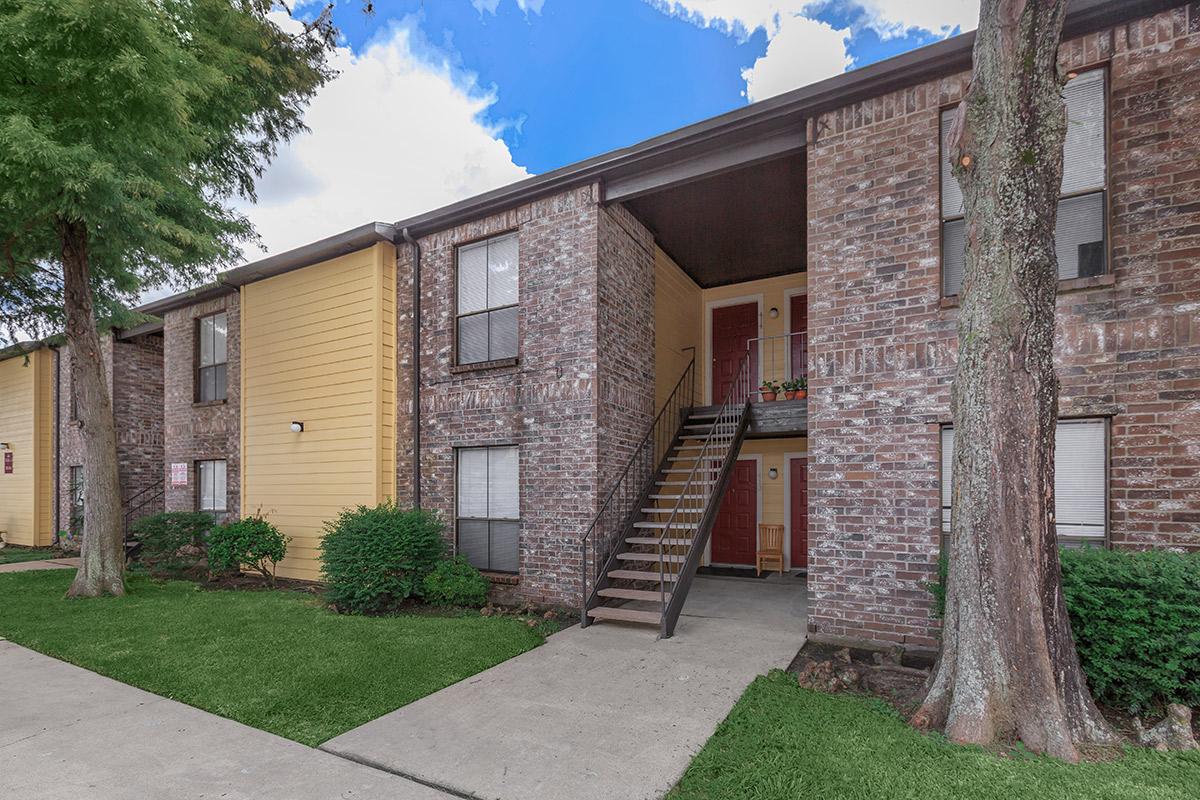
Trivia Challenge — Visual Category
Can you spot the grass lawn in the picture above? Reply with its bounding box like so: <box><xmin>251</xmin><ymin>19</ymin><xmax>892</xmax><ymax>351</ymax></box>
<box><xmin>0</xmin><ymin>570</ymin><xmax>552</xmax><ymax>746</ymax></box>
<box><xmin>0</xmin><ymin>547</ymin><xmax>60</xmax><ymax>565</ymax></box>
<box><xmin>669</xmin><ymin>671</ymin><xmax>1199</xmax><ymax>800</ymax></box>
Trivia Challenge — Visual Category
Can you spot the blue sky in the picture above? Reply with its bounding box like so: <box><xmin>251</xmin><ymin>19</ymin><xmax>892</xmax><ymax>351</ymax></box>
<box><xmin>244</xmin><ymin>0</ymin><xmax>977</xmax><ymax>256</ymax></box>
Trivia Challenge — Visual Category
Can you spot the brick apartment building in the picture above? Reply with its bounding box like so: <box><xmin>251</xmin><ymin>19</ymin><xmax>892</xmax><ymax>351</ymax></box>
<box><xmin>3</xmin><ymin>0</ymin><xmax>1195</xmax><ymax>650</ymax></box>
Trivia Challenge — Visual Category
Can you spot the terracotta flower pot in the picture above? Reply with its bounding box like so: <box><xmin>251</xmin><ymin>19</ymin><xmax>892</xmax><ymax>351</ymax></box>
<box><xmin>783</xmin><ymin>390</ymin><xmax>796</xmax><ymax>400</ymax></box>
<box><xmin>760</xmin><ymin>390</ymin><xmax>777</xmax><ymax>402</ymax></box>
<box><xmin>795</xmin><ymin>389</ymin><xmax>807</xmax><ymax>399</ymax></box>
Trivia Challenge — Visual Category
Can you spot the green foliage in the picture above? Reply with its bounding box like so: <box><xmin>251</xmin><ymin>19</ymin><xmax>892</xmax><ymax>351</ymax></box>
<box><xmin>668</xmin><ymin>670</ymin><xmax>1199</xmax><ymax>800</ymax></box>
<box><xmin>319</xmin><ymin>504</ymin><xmax>447</xmax><ymax>613</ymax></box>
<box><xmin>422</xmin><ymin>556</ymin><xmax>490</xmax><ymax>607</ymax></box>
<box><xmin>1060</xmin><ymin>547</ymin><xmax>1200</xmax><ymax>713</ymax></box>
<box><xmin>207</xmin><ymin>516</ymin><xmax>288</xmax><ymax>584</ymax></box>
<box><xmin>0</xmin><ymin>0</ymin><xmax>335</xmax><ymax>342</ymax></box>
<box><xmin>927</xmin><ymin>547</ymin><xmax>949</xmax><ymax>619</ymax></box>
<box><xmin>130</xmin><ymin>511</ymin><xmax>212</xmax><ymax>570</ymax></box>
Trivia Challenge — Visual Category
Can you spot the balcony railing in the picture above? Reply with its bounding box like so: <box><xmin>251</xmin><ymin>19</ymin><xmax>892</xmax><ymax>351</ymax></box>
<box><xmin>748</xmin><ymin>331</ymin><xmax>806</xmax><ymax>398</ymax></box>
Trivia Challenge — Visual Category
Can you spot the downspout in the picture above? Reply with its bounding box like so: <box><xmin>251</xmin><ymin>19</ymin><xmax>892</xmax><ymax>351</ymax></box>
<box><xmin>401</xmin><ymin>227</ymin><xmax>421</xmax><ymax>509</ymax></box>
<box><xmin>53</xmin><ymin>347</ymin><xmax>61</xmax><ymax>541</ymax></box>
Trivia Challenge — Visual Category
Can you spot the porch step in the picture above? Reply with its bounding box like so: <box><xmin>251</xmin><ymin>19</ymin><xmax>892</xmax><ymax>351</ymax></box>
<box><xmin>597</xmin><ymin>587</ymin><xmax>672</xmax><ymax>603</ymax></box>
<box><xmin>626</xmin><ymin>536</ymin><xmax>694</xmax><ymax>546</ymax></box>
<box><xmin>617</xmin><ymin>552</ymin><xmax>687</xmax><ymax>564</ymax></box>
<box><xmin>607</xmin><ymin>569</ymin><xmax>678</xmax><ymax>582</ymax></box>
<box><xmin>633</xmin><ymin>521</ymin><xmax>694</xmax><ymax>529</ymax></box>
<box><xmin>587</xmin><ymin>606</ymin><xmax>660</xmax><ymax>625</ymax></box>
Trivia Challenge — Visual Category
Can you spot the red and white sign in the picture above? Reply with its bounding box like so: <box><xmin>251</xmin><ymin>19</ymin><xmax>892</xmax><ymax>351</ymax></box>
<box><xmin>3</xmin><ymin>452</ymin><xmax>12</xmax><ymax>474</ymax></box>
<box><xmin>170</xmin><ymin>463</ymin><xmax>188</xmax><ymax>486</ymax></box>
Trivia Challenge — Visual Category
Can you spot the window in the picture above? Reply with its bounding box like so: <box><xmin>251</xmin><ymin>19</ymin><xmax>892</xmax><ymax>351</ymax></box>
<box><xmin>941</xmin><ymin>418</ymin><xmax>1106</xmax><ymax>548</ymax></box>
<box><xmin>69</xmin><ymin>466</ymin><xmax>84</xmax><ymax>537</ymax></box>
<box><xmin>942</xmin><ymin>69</ymin><xmax>1107</xmax><ymax>296</ymax></box>
<box><xmin>196</xmin><ymin>312</ymin><xmax>228</xmax><ymax>402</ymax></box>
<box><xmin>456</xmin><ymin>446</ymin><xmax>519</xmax><ymax>572</ymax></box>
<box><xmin>197</xmin><ymin>459</ymin><xmax>227</xmax><ymax>513</ymax></box>
<box><xmin>456</xmin><ymin>233</ymin><xmax>518</xmax><ymax>365</ymax></box>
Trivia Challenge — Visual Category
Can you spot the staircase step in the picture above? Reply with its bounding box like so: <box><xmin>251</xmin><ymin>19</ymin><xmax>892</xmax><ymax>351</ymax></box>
<box><xmin>685</xmin><ymin>423</ymin><xmax>736</xmax><ymax>430</ymax></box>
<box><xmin>640</xmin><ymin>507</ymin><xmax>702</xmax><ymax>514</ymax></box>
<box><xmin>634</xmin><ymin>521</ymin><xmax>695</xmax><ymax>529</ymax></box>
<box><xmin>607</xmin><ymin>569</ymin><xmax>679</xmax><ymax>582</ymax></box>
<box><xmin>587</xmin><ymin>606</ymin><xmax>661</xmax><ymax>625</ymax></box>
<box><xmin>597</xmin><ymin>587</ymin><xmax>672</xmax><ymax>603</ymax></box>
<box><xmin>617</xmin><ymin>552</ymin><xmax>688</xmax><ymax>563</ymax></box>
<box><xmin>664</xmin><ymin>467</ymin><xmax>719</xmax><ymax>473</ymax></box>
<box><xmin>656</xmin><ymin>480</ymin><xmax>714</xmax><ymax>486</ymax></box>
<box><xmin>669</xmin><ymin>454</ymin><xmax>716</xmax><ymax>461</ymax></box>
<box><xmin>649</xmin><ymin>494</ymin><xmax>707</xmax><ymax>500</ymax></box>
<box><xmin>626</xmin><ymin>536</ymin><xmax>694</xmax><ymax>546</ymax></box>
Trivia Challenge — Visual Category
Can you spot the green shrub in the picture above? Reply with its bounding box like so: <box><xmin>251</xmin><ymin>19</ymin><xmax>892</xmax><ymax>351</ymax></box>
<box><xmin>208</xmin><ymin>516</ymin><xmax>289</xmax><ymax>584</ymax></box>
<box><xmin>131</xmin><ymin>512</ymin><xmax>213</xmax><ymax>570</ymax></box>
<box><xmin>1060</xmin><ymin>547</ymin><xmax>1200</xmax><ymax>713</ymax></box>
<box><xmin>422</xmin><ymin>556</ymin><xmax>490</xmax><ymax>607</ymax></box>
<box><xmin>927</xmin><ymin>547</ymin><xmax>949</xmax><ymax>619</ymax></box>
<box><xmin>319</xmin><ymin>504</ymin><xmax>446</xmax><ymax>613</ymax></box>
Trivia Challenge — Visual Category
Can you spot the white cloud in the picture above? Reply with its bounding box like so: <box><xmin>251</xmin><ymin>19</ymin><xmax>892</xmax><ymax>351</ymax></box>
<box><xmin>856</xmin><ymin>0</ymin><xmax>979</xmax><ymax>39</ymax></box>
<box><xmin>741</xmin><ymin>14</ymin><xmax>850</xmax><ymax>102</ymax></box>
<box><xmin>240</xmin><ymin>16</ymin><xmax>529</xmax><ymax>258</ymax></box>
<box><xmin>646</xmin><ymin>1</ymin><xmax>802</xmax><ymax>39</ymax></box>
<box><xmin>472</xmin><ymin>0</ymin><xmax>546</xmax><ymax>15</ymax></box>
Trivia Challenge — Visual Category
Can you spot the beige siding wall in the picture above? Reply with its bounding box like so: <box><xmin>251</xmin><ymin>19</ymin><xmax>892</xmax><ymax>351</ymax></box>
<box><xmin>0</xmin><ymin>350</ymin><xmax>54</xmax><ymax>546</ymax></box>
<box><xmin>240</xmin><ymin>243</ymin><xmax>397</xmax><ymax>580</ymax></box>
<box><xmin>653</xmin><ymin>247</ymin><xmax>702</xmax><ymax>407</ymax></box>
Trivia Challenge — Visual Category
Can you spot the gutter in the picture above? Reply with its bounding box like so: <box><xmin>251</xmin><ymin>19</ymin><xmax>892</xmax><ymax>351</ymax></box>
<box><xmin>401</xmin><ymin>227</ymin><xmax>421</xmax><ymax>510</ymax></box>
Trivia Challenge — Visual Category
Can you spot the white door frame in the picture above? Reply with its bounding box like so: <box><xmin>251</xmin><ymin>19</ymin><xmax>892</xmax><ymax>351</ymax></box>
<box><xmin>782</xmin><ymin>287</ymin><xmax>807</xmax><ymax>381</ymax></box>
<box><xmin>783</xmin><ymin>450</ymin><xmax>808</xmax><ymax>571</ymax></box>
<box><xmin>703</xmin><ymin>453</ymin><xmax>762</xmax><ymax>568</ymax></box>
<box><xmin>703</xmin><ymin>294</ymin><xmax>763</xmax><ymax>406</ymax></box>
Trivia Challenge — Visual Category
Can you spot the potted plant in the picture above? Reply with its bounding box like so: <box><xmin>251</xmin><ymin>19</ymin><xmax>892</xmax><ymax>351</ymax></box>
<box><xmin>782</xmin><ymin>378</ymin><xmax>800</xmax><ymax>400</ymax></box>
<box><xmin>759</xmin><ymin>380</ymin><xmax>780</xmax><ymax>402</ymax></box>
<box><xmin>794</xmin><ymin>377</ymin><xmax>808</xmax><ymax>399</ymax></box>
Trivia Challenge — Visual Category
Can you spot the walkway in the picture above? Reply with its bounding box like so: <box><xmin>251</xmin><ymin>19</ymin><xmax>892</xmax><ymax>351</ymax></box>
<box><xmin>324</xmin><ymin>574</ymin><xmax>807</xmax><ymax>800</ymax></box>
<box><xmin>0</xmin><ymin>641</ymin><xmax>453</xmax><ymax>800</ymax></box>
<box><xmin>0</xmin><ymin>557</ymin><xmax>78</xmax><ymax>573</ymax></box>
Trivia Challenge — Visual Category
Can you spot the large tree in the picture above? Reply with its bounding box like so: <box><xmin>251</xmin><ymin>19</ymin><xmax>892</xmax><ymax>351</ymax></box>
<box><xmin>0</xmin><ymin>0</ymin><xmax>335</xmax><ymax>596</ymax></box>
<box><xmin>911</xmin><ymin>0</ymin><xmax>1117</xmax><ymax>761</ymax></box>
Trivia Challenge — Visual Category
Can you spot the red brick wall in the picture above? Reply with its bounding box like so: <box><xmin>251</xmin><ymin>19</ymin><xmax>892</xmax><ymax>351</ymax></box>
<box><xmin>400</xmin><ymin>184</ymin><xmax>659</xmax><ymax>606</ymax></box>
<box><xmin>806</xmin><ymin>8</ymin><xmax>1200</xmax><ymax>650</ymax></box>
<box><xmin>163</xmin><ymin>293</ymin><xmax>241</xmax><ymax>522</ymax></box>
<box><xmin>55</xmin><ymin>332</ymin><xmax>165</xmax><ymax>542</ymax></box>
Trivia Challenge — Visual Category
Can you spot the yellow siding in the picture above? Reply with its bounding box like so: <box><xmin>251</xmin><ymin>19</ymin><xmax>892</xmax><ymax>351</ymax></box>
<box><xmin>0</xmin><ymin>350</ymin><xmax>54</xmax><ymax>547</ymax></box>
<box><xmin>738</xmin><ymin>438</ymin><xmax>808</xmax><ymax>529</ymax></box>
<box><xmin>241</xmin><ymin>243</ymin><xmax>397</xmax><ymax>581</ymax></box>
<box><xmin>653</xmin><ymin>247</ymin><xmax>702</xmax><ymax>407</ymax></box>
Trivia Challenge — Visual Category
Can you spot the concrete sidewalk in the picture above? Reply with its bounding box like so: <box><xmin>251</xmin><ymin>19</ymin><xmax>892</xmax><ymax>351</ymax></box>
<box><xmin>0</xmin><ymin>641</ymin><xmax>453</xmax><ymax>800</ymax></box>
<box><xmin>324</xmin><ymin>575</ymin><xmax>807</xmax><ymax>800</ymax></box>
<box><xmin>0</xmin><ymin>557</ymin><xmax>78</xmax><ymax>573</ymax></box>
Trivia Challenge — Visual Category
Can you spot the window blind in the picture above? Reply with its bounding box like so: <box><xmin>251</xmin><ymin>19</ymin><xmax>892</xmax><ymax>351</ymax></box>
<box><xmin>457</xmin><ymin>445</ymin><xmax>520</xmax><ymax>572</ymax></box>
<box><xmin>941</xmin><ymin>420</ymin><xmax>1106</xmax><ymax>546</ymax></box>
<box><xmin>457</xmin><ymin>233</ymin><xmax>519</xmax><ymax>364</ymax></box>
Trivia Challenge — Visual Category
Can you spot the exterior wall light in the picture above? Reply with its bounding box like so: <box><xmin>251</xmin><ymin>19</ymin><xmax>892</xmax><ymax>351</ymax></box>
<box><xmin>768</xmin><ymin>307</ymin><xmax>779</xmax><ymax>319</ymax></box>
<box><xmin>290</xmin><ymin>421</ymin><xmax>304</xmax><ymax>433</ymax></box>
<box><xmin>0</xmin><ymin>443</ymin><xmax>9</xmax><ymax>450</ymax></box>
<box><xmin>768</xmin><ymin>467</ymin><xmax>779</xmax><ymax>479</ymax></box>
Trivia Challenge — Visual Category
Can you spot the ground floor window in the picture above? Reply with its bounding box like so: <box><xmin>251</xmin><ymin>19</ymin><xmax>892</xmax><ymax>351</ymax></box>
<box><xmin>69</xmin><ymin>466</ymin><xmax>84</xmax><ymax>538</ymax></box>
<box><xmin>456</xmin><ymin>445</ymin><xmax>519</xmax><ymax>573</ymax></box>
<box><xmin>197</xmin><ymin>459</ymin><xmax>227</xmax><ymax>513</ymax></box>
<box><xmin>941</xmin><ymin>418</ymin><xmax>1107</xmax><ymax>547</ymax></box>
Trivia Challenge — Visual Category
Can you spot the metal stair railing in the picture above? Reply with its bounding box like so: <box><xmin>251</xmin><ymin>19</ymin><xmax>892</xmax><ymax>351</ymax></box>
<box><xmin>122</xmin><ymin>479</ymin><xmax>165</xmax><ymax>557</ymax></box>
<box><xmin>580</xmin><ymin>356</ymin><xmax>696</xmax><ymax>625</ymax></box>
<box><xmin>656</xmin><ymin>349</ymin><xmax>753</xmax><ymax>638</ymax></box>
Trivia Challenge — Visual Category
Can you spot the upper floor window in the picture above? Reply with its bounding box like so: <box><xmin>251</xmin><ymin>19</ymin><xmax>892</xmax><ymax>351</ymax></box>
<box><xmin>196</xmin><ymin>312</ymin><xmax>228</xmax><ymax>402</ymax></box>
<box><xmin>941</xmin><ymin>418</ymin><xmax>1107</xmax><ymax>548</ymax></box>
<box><xmin>941</xmin><ymin>68</ymin><xmax>1107</xmax><ymax>296</ymax></box>
<box><xmin>456</xmin><ymin>233</ymin><xmax>518</xmax><ymax>365</ymax></box>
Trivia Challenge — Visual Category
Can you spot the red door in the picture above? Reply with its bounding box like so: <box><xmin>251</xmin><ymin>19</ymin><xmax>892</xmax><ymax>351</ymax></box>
<box><xmin>711</xmin><ymin>460</ymin><xmax>758</xmax><ymax>565</ymax></box>
<box><xmin>789</xmin><ymin>457</ymin><xmax>808</xmax><ymax>569</ymax></box>
<box><xmin>790</xmin><ymin>293</ymin><xmax>808</xmax><ymax>380</ymax></box>
<box><xmin>711</xmin><ymin>302</ymin><xmax>758</xmax><ymax>402</ymax></box>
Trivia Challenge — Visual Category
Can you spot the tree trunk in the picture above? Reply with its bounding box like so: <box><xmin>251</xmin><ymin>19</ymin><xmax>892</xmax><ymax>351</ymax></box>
<box><xmin>60</xmin><ymin>218</ymin><xmax>125</xmax><ymax>598</ymax></box>
<box><xmin>910</xmin><ymin>0</ymin><xmax>1116</xmax><ymax>761</ymax></box>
